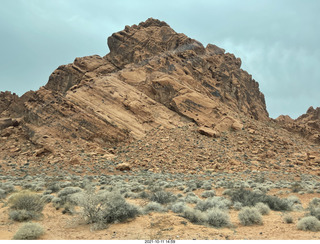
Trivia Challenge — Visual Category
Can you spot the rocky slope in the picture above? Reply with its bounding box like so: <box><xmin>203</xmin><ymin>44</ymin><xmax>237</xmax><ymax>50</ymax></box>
<box><xmin>276</xmin><ymin>106</ymin><xmax>320</xmax><ymax>143</ymax></box>
<box><xmin>0</xmin><ymin>18</ymin><xmax>319</xmax><ymax>176</ymax></box>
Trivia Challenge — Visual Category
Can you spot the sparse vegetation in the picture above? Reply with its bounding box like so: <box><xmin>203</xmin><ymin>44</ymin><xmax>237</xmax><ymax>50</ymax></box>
<box><xmin>150</xmin><ymin>190</ymin><xmax>177</xmax><ymax>204</ymax></box>
<box><xmin>283</xmin><ymin>214</ymin><xmax>293</xmax><ymax>224</ymax></box>
<box><xmin>8</xmin><ymin>191</ymin><xmax>45</xmax><ymax>221</ymax></box>
<box><xmin>255</xmin><ymin>202</ymin><xmax>270</xmax><ymax>215</ymax></box>
<box><xmin>230</xmin><ymin>188</ymin><xmax>291</xmax><ymax>211</ymax></box>
<box><xmin>238</xmin><ymin>207</ymin><xmax>263</xmax><ymax>226</ymax></box>
<box><xmin>297</xmin><ymin>216</ymin><xmax>320</xmax><ymax>232</ymax></box>
<box><xmin>181</xmin><ymin>207</ymin><xmax>207</xmax><ymax>224</ymax></box>
<box><xmin>13</xmin><ymin>222</ymin><xmax>45</xmax><ymax>240</ymax></box>
<box><xmin>77</xmin><ymin>189</ymin><xmax>140</xmax><ymax>228</ymax></box>
<box><xmin>206</xmin><ymin>208</ymin><xmax>231</xmax><ymax>228</ymax></box>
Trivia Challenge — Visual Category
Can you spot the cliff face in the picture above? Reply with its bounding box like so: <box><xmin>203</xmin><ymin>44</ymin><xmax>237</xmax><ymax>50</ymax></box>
<box><xmin>1</xmin><ymin>18</ymin><xmax>269</xmax><ymax>154</ymax></box>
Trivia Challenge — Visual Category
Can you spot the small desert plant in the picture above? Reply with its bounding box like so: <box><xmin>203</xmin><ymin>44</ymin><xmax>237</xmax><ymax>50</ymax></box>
<box><xmin>196</xmin><ymin>197</ymin><xmax>231</xmax><ymax>212</ymax></box>
<box><xmin>283</xmin><ymin>214</ymin><xmax>293</xmax><ymax>224</ymax></box>
<box><xmin>184</xmin><ymin>192</ymin><xmax>200</xmax><ymax>204</ymax></box>
<box><xmin>13</xmin><ymin>222</ymin><xmax>45</xmax><ymax>240</ymax></box>
<box><xmin>150</xmin><ymin>190</ymin><xmax>177</xmax><ymax>204</ymax></box>
<box><xmin>291</xmin><ymin>182</ymin><xmax>303</xmax><ymax>193</ymax></box>
<box><xmin>255</xmin><ymin>202</ymin><xmax>270</xmax><ymax>215</ymax></box>
<box><xmin>57</xmin><ymin>187</ymin><xmax>82</xmax><ymax>198</ymax></box>
<box><xmin>181</xmin><ymin>207</ymin><xmax>207</xmax><ymax>224</ymax></box>
<box><xmin>206</xmin><ymin>208</ymin><xmax>231</xmax><ymax>228</ymax></box>
<box><xmin>309</xmin><ymin>207</ymin><xmax>320</xmax><ymax>221</ymax></box>
<box><xmin>238</xmin><ymin>207</ymin><xmax>263</xmax><ymax>226</ymax></box>
<box><xmin>308</xmin><ymin>198</ymin><xmax>320</xmax><ymax>209</ymax></box>
<box><xmin>170</xmin><ymin>202</ymin><xmax>187</xmax><ymax>213</ymax></box>
<box><xmin>0</xmin><ymin>189</ymin><xmax>6</xmax><ymax>199</ymax></box>
<box><xmin>77</xmin><ymin>190</ymin><xmax>140</xmax><ymax>226</ymax></box>
<box><xmin>8</xmin><ymin>191</ymin><xmax>45</xmax><ymax>221</ymax></box>
<box><xmin>46</xmin><ymin>182</ymin><xmax>60</xmax><ymax>193</ymax></box>
<box><xmin>297</xmin><ymin>216</ymin><xmax>320</xmax><ymax>232</ymax></box>
<box><xmin>201</xmin><ymin>190</ymin><xmax>216</xmax><ymax>198</ymax></box>
<box><xmin>9</xmin><ymin>210</ymin><xmax>38</xmax><ymax>222</ymax></box>
<box><xmin>233</xmin><ymin>202</ymin><xmax>243</xmax><ymax>211</ymax></box>
<box><xmin>202</xmin><ymin>181</ymin><xmax>212</xmax><ymax>190</ymax></box>
<box><xmin>143</xmin><ymin>202</ymin><xmax>167</xmax><ymax>214</ymax></box>
<box><xmin>230</xmin><ymin>188</ymin><xmax>291</xmax><ymax>211</ymax></box>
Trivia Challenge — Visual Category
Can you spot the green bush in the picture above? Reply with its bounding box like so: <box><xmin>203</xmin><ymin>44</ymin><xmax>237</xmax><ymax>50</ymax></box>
<box><xmin>230</xmin><ymin>188</ymin><xmax>290</xmax><ymax>211</ymax></box>
<box><xmin>9</xmin><ymin>191</ymin><xmax>45</xmax><ymax>212</ymax></box>
<box><xmin>233</xmin><ymin>202</ymin><xmax>243</xmax><ymax>211</ymax></box>
<box><xmin>310</xmin><ymin>207</ymin><xmax>320</xmax><ymax>221</ymax></box>
<box><xmin>0</xmin><ymin>189</ymin><xmax>6</xmax><ymax>199</ymax></box>
<box><xmin>150</xmin><ymin>191</ymin><xmax>177</xmax><ymax>204</ymax></box>
<box><xmin>182</xmin><ymin>207</ymin><xmax>207</xmax><ymax>224</ymax></box>
<box><xmin>297</xmin><ymin>216</ymin><xmax>320</xmax><ymax>232</ymax></box>
<box><xmin>255</xmin><ymin>202</ymin><xmax>270</xmax><ymax>215</ymax></box>
<box><xmin>9</xmin><ymin>210</ymin><xmax>41</xmax><ymax>222</ymax></box>
<box><xmin>13</xmin><ymin>223</ymin><xmax>44</xmax><ymax>240</ymax></box>
<box><xmin>143</xmin><ymin>202</ymin><xmax>166</xmax><ymax>214</ymax></box>
<box><xmin>238</xmin><ymin>207</ymin><xmax>263</xmax><ymax>226</ymax></box>
<box><xmin>195</xmin><ymin>197</ymin><xmax>231</xmax><ymax>212</ymax></box>
<box><xmin>77</xmin><ymin>190</ymin><xmax>140</xmax><ymax>226</ymax></box>
<box><xmin>170</xmin><ymin>202</ymin><xmax>186</xmax><ymax>213</ymax></box>
<box><xmin>283</xmin><ymin>214</ymin><xmax>293</xmax><ymax>224</ymax></box>
<box><xmin>207</xmin><ymin>208</ymin><xmax>231</xmax><ymax>228</ymax></box>
<box><xmin>184</xmin><ymin>192</ymin><xmax>200</xmax><ymax>204</ymax></box>
<box><xmin>201</xmin><ymin>190</ymin><xmax>216</xmax><ymax>198</ymax></box>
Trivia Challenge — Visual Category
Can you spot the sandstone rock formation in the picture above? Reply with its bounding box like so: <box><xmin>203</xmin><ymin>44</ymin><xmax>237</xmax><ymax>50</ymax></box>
<box><xmin>1</xmin><ymin>18</ymin><xmax>319</xmax><ymax>177</ymax></box>
<box><xmin>0</xmin><ymin>18</ymin><xmax>269</xmax><ymax>150</ymax></box>
<box><xmin>276</xmin><ymin>106</ymin><xmax>320</xmax><ymax>143</ymax></box>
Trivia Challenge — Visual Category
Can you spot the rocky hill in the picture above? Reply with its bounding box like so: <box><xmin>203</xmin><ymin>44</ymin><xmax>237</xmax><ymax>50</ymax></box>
<box><xmin>276</xmin><ymin>106</ymin><xmax>320</xmax><ymax>143</ymax></box>
<box><xmin>0</xmin><ymin>18</ymin><xmax>319</xmax><ymax>176</ymax></box>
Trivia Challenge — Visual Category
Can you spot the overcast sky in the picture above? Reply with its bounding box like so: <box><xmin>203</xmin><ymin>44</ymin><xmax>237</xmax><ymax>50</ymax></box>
<box><xmin>0</xmin><ymin>0</ymin><xmax>319</xmax><ymax>119</ymax></box>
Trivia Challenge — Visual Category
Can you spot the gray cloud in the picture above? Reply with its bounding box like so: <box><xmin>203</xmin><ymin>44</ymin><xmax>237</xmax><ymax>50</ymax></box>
<box><xmin>0</xmin><ymin>0</ymin><xmax>319</xmax><ymax>118</ymax></box>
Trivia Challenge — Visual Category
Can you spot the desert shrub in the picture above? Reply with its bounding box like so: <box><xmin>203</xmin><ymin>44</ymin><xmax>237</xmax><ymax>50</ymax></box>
<box><xmin>255</xmin><ymin>202</ymin><xmax>270</xmax><ymax>215</ymax></box>
<box><xmin>297</xmin><ymin>216</ymin><xmax>320</xmax><ymax>232</ymax></box>
<box><xmin>308</xmin><ymin>198</ymin><xmax>320</xmax><ymax>209</ymax></box>
<box><xmin>238</xmin><ymin>207</ymin><xmax>263</xmax><ymax>226</ymax></box>
<box><xmin>291</xmin><ymin>182</ymin><xmax>303</xmax><ymax>193</ymax></box>
<box><xmin>143</xmin><ymin>202</ymin><xmax>166</xmax><ymax>214</ymax></box>
<box><xmin>233</xmin><ymin>202</ymin><xmax>243</xmax><ymax>211</ymax></box>
<box><xmin>170</xmin><ymin>202</ymin><xmax>187</xmax><ymax>213</ymax></box>
<box><xmin>1</xmin><ymin>183</ymin><xmax>15</xmax><ymax>194</ymax></box>
<box><xmin>202</xmin><ymin>181</ymin><xmax>212</xmax><ymax>190</ymax></box>
<box><xmin>77</xmin><ymin>190</ymin><xmax>140</xmax><ymax>226</ymax></box>
<box><xmin>230</xmin><ymin>188</ymin><xmax>290</xmax><ymax>211</ymax></box>
<box><xmin>57</xmin><ymin>187</ymin><xmax>82</xmax><ymax>198</ymax></box>
<box><xmin>46</xmin><ymin>182</ymin><xmax>60</xmax><ymax>193</ymax></box>
<box><xmin>13</xmin><ymin>223</ymin><xmax>44</xmax><ymax>240</ymax></box>
<box><xmin>9</xmin><ymin>210</ymin><xmax>41</xmax><ymax>222</ymax></box>
<box><xmin>283</xmin><ymin>214</ymin><xmax>293</xmax><ymax>224</ymax></box>
<box><xmin>52</xmin><ymin>197</ymin><xmax>62</xmax><ymax>209</ymax></box>
<box><xmin>150</xmin><ymin>191</ymin><xmax>177</xmax><ymax>204</ymax></box>
<box><xmin>9</xmin><ymin>191</ymin><xmax>45</xmax><ymax>212</ymax></box>
<box><xmin>60</xmin><ymin>181</ymin><xmax>73</xmax><ymax>188</ymax></box>
<box><xmin>41</xmin><ymin>195</ymin><xmax>54</xmax><ymax>203</ymax></box>
<box><xmin>207</xmin><ymin>208</ymin><xmax>231</xmax><ymax>228</ymax></box>
<box><xmin>184</xmin><ymin>192</ymin><xmax>200</xmax><ymax>204</ymax></box>
<box><xmin>201</xmin><ymin>190</ymin><xmax>216</xmax><ymax>198</ymax></box>
<box><xmin>0</xmin><ymin>189</ymin><xmax>6</xmax><ymax>199</ymax></box>
<box><xmin>287</xmin><ymin>195</ymin><xmax>301</xmax><ymax>207</ymax></box>
<box><xmin>196</xmin><ymin>197</ymin><xmax>231</xmax><ymax>212</ymax></box>
<box><xmin>181</xmin><ymin>207</ymin><xmax>207</xmax><ymax>224</ymax></box>
<box><xmin>102</xmin><ymin>194</ymin><xmax>140</xmax><ymax>224</ymax></box>
<box><xmin>138</xmin><ymin>191</ymin><xmax>150</xmax><ymax>199</ymax></box>
<box><xmin>310</xmin><ymin>207</ymin><xmax>320</xmax><ymax>221</ymax></box>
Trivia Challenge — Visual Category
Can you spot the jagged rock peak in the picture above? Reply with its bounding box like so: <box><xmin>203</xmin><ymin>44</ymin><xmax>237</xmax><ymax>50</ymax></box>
<box><xmin>107</xmin><ymin>17</ymin><xmax>205</xmax><ymax>67</ymax></box>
